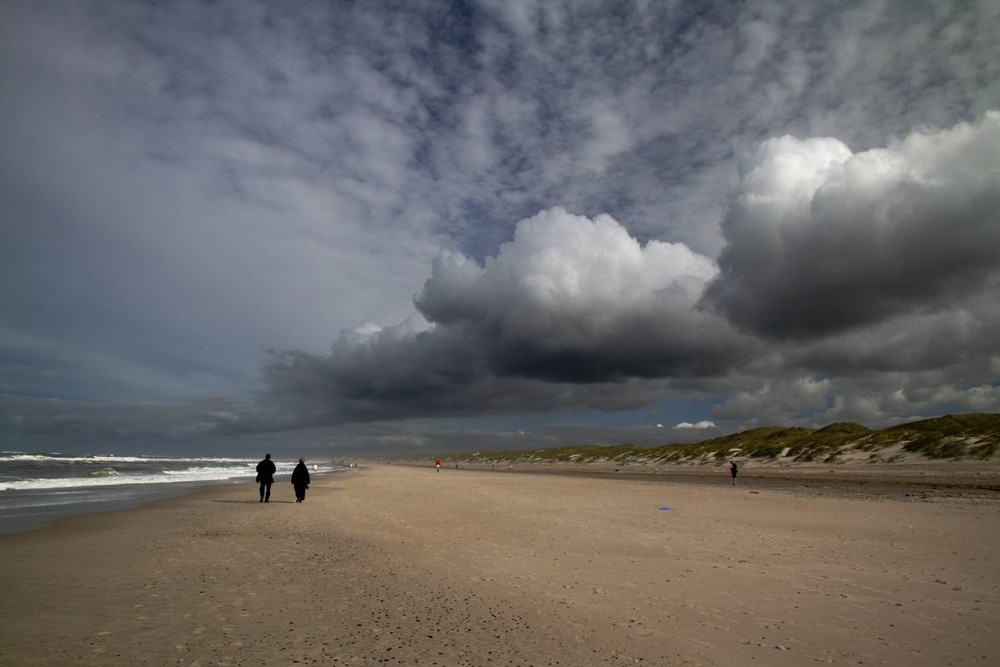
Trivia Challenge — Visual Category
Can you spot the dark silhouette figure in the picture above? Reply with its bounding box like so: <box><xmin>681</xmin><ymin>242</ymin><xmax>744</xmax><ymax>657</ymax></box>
<box><xmin>291</xmin><ymin>458</ymin><xmax>311</xmax><ymax>503</ymax></box>
<box><xmin>730</xmin><ymin>461</ymin><xmax>739</xmax><ymax>486</ymax></box>
<box><xmin>256</xmin><ymin>453</ymin><xmax>276</xmax><ymax>502</ymax></box>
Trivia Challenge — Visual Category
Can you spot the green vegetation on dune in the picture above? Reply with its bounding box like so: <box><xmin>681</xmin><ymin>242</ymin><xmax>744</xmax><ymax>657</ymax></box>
<box><xmin>816</xmin><ymin>422</ymin><xmax>870</xmax><ymax>435</ymax></box>
<box><xmin>879</xmin><ymin>413</ymin><xmax>1000</xmax><ymax>459</ymax></box>
<box><xmin>416</xmin><ymin>413</ymin><xmax>1000</xmax><ymax>465</ymax></box>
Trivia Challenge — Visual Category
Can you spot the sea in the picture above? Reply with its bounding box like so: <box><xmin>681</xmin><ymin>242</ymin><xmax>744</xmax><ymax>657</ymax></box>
<box><xmin>0</xmin><ymin>451</ymin><xmax>352</xmax><ymax>535</ymax></box>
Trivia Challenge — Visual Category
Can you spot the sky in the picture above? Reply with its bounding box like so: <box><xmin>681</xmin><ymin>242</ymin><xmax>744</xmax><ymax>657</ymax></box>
<box><xmin>1</xmin><ymin>0</ymin><xmax>999</xmax><ymax>456</ymax></box>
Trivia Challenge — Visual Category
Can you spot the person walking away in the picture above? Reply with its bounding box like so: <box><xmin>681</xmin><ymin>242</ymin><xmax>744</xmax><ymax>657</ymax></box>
<box><xmin>257</xmin><ymin>453</ymin><xmax>276</xmax><ymax>502</ymax></box>
<box><xmin>291</xmin><ymin>458</ymin><xmax>311</xmax><ymax>503</ymax></box>
<box><xmin>730</xmin><ymin>461</ymin><xmax>738</xmax><ymax>486</ymax></box>
<box><xmin>435</xmin><ymin>459</ymin><xmax>441</xmax><ymax>472</ymax></box>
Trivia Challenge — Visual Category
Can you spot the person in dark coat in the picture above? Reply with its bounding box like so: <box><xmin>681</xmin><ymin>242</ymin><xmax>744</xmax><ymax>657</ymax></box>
<box><xmin>290</xmin><ymin>458</ymin><xmax>311</xmax><ymax>503</ymax></box>
<box><xmin>256</xmin><ymin>453</ymin><xmax>276</xmax><ymax>503</ymax></box>
<box><xmin>730</xmin><ymin>461</ymin><xmax>739</xmax><ymax>486</ymax></box>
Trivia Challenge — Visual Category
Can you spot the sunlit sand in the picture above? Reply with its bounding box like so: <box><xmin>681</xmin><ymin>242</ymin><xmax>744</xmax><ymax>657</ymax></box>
<box><xmin>1</xmin><ymin>464</ymin><xmax>997</xmax><ymax>665</ymax></box>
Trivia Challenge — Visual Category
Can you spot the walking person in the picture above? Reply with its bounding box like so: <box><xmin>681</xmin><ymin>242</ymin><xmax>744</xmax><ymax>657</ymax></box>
<box><xmin>291</xmin><ymin>458</ymin><xmax>311</xmax><ymax>503</ymax></box>
<box><xmin>730</xmin><ymin>461</ymin><xmax>739</xmax><ymax>486</ymax></box>
<box><xmin>435</xmin><ymin>459</ymin><xmax>441</xmax><ymax>473</ymax></box>
<box><xmin>256</xmin><ymin>453</ymin><xmax>276</xmax><ymax>502</ymax></box>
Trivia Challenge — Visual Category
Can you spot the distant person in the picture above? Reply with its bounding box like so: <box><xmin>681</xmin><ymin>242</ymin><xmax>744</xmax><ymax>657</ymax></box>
<box><xmin>730</xmin><ymin>461</ymin><xmax>738</xmax><ymax>486</ymax></box>
<box><xmin>291</xmin><ymin>458</ymin><xmax>311</xmax><ymax>503</ymax></box>
<box><xmin>435</xmin><ymin>459</ymin><xmax>441</xmax><ymax>472</ymax></box>
<box><xmin>256</xmin><ymin>453</ymin><xmax>276</xmax><ymax>503</ymax></box>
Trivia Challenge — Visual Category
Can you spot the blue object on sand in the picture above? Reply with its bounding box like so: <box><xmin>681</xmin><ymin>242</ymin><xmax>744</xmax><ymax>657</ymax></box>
<box><xmin>658</xmin><ymin>506</ymin><xmax>671</xmax><ymax>511</ymax></box>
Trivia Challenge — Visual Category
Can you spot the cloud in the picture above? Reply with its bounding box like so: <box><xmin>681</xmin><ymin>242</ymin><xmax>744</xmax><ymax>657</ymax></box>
<box><xmin>0</xmin><ymin>394</ymin><xmax>252</xmax><ymax>445</ymax></box>
<box><xmin>704</xmin><ymin>112</ymin><xmax>1000</xmax><ymax>339</ymax></box>
<box><xmin>416</xmin><ymin>207</ymin><xmax>748</xmax><ymax>379</ymax></box>
<box><xmin>0</xmin><ymin>0</ymin><xmax>449</xmax><ymax>402</ymax></box>
<box><xmin>675</xmin><ymin>421</ymin><xmax>718</xmax><ymax>430</ymax></box>
<box><xmin>260</xmin><ymin>207</ymin><xmax>755</xmax><ymax>424</ymax></box>
<box><xmin>2</xmin><ymin>2</ymin><xmax>1000</xmax><ymax>452</ymax></box>
<box><xmin>262</xmin><ymin>113</ymin><xmax>1000</xmax><ymax>432</ymax></box>
<box><xmin>709</xmin><ymin>366</ymin><xmax>1000</xmax><ymax>428</ymax></box>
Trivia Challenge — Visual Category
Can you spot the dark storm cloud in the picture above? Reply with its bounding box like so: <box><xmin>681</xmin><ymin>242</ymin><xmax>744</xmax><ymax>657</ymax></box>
<box><xmin>703</xmin><ymin>114</ymin><xmax>1000</xmax><ymax>339</ymax></box>
<box><xmin>261</xmin><ymin>114</ymin><xmax>1000</xmax><ymax>431</ymax></box>
<box><xmin>259</xmin><ymin>208</ymin><xmax>755</xmax><ymax>424</ymax></box>
<box><xmin>261</xmin><ymin>317</ymin><xmax>691</xmax><ymax>426</ymax></box>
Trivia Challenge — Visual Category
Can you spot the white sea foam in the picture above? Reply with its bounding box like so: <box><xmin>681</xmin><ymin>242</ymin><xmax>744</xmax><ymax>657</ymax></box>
<box><xmin>1</xmin><ymin>453</ymin><xmax>250</xmax><ymax>464</ymax></box>
<box><xmin>0</xmin><ymin>467</ymin><xmax>251</xmax><ymax>491</ymax></box>
<box><xmin>0</xmin><ymin>453</ymin><xmax>347</xmax><ymax>492</ymax></box>
<box><xmin>0</xmin><ymin>453</ymin><xmax>354</xmax><ymax>535</ymax></box>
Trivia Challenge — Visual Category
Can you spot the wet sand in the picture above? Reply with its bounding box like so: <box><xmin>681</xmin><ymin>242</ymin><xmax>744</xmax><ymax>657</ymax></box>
<box><xmin>1</xmin><ymin>464</ymin><xmax>998</xmax><ymax>665</ymax></box>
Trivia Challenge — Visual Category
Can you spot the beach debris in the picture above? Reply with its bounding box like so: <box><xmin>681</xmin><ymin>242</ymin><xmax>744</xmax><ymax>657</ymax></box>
<box><xmin>657</xmin><ymin>506</ymin><xmax>671</xmax><ymax>511</ymax></box>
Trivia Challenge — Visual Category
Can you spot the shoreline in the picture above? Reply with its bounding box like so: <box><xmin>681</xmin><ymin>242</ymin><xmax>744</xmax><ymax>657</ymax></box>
<box><xmin>2</xmin><ymin>464</ymin><xmax>998</xmax><ymax>665</ymax></box>
<box><xmin>0</xmin><ymin>467</ymin><xmax>353</xmax><ymax>537</ymax></box>
<box><xmin>0</xmin><ymin>479</ymin><xmax>248</xmax><ymax>536</ymax></box>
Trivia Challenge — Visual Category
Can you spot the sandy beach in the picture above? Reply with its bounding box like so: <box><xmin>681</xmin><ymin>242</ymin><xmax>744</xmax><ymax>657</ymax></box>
<box><xmin>1</xmin><ymin>464</ymin><xmax>998</xmax><ymax>666</ymax></box>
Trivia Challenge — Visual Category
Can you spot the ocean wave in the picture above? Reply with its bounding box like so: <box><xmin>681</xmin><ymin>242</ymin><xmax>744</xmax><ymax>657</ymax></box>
<box><xmin>0</xmin><ymin>461</ymin><xmax>349</xmax><ymax>492</ymax></box>
<box><xmin>0</xmin><ymin>453</ymin><xmax>252</xmax><ymax>464</ymax></box>
<box><xmin>0</xmin><ymin>470</ymin><xmax>248</xmax><ymax>491</ymax></box>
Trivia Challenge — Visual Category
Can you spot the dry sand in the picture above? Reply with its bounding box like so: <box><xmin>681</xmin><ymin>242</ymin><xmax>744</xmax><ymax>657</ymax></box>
<box><xmin>1</xmin><ymin>463</ymin><xmax>998</xmax><ymax>666</ymax></box>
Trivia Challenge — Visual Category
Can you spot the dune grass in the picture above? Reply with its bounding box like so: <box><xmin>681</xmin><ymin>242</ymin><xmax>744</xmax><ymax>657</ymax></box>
<box><xmin>415</xmin><ymin>414</ymin><xmax>1000</xmax><ymax>466</ymax></box>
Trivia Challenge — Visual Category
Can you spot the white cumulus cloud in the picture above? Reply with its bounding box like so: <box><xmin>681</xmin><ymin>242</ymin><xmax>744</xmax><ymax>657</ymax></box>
<box><xmin>675</xmin><ymin>421</ymin><xmax>718</xmax><ymax>430</ymax></box>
